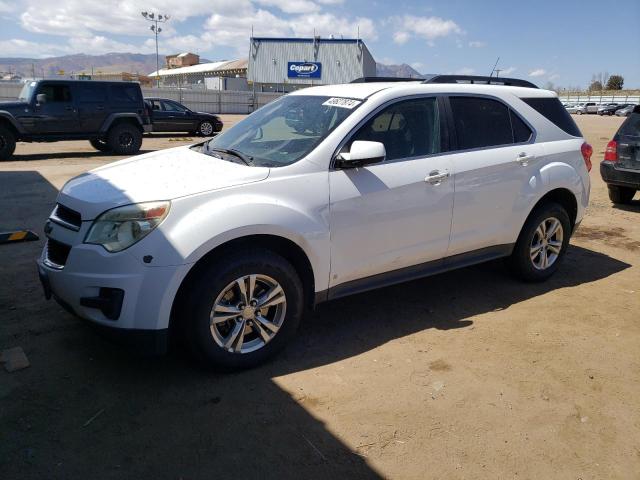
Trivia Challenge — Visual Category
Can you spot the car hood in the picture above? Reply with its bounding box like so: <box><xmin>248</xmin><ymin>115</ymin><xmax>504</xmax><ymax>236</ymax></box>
<box><xmin>57</xmin><ymin>145</ymin><xmax>270</xmax><ymax>220</ymax></box>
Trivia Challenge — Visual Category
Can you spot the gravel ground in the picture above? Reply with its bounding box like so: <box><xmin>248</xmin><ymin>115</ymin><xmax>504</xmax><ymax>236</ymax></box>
<box><xmin>0</xmin><ymin>114</ymin><xmax>638</xmax><ymax>479</ymax></box>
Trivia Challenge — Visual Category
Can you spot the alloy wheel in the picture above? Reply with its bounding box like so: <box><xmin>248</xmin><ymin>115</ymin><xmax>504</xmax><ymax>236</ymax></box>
<box><xmin>209</xmin><ymin>274</ymin><xmax>287</xmax><ymax>354</ymax></box>
<box><xmin>200</xmin><ymin>122</ymin><xmax>213</xmax><ymax>136</ymax></box>
<box><xmin>530</xmin><ymin>217</ymin><xmax>564</xmax><ymax>270</ymax></box>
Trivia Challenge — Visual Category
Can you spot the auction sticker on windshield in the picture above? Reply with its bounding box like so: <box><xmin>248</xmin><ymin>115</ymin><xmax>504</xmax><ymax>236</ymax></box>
<box><xmin>322</xmin><ymin>98</ymin><xmax>362</xmax><ymax>109</ymax></box>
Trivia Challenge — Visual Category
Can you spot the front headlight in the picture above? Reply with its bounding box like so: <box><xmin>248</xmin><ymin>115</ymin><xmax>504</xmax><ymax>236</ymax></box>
<box><xmin>85</xmin><ymin>201</ymin><xmax>170</xmax><ymax>252</ymax></box>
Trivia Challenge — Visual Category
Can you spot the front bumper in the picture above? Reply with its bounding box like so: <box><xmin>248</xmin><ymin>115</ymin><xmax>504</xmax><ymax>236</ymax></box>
<box><xmin>37</xmin><ymin>241</ymin><xmax>189</xmax><ymax>355</ymax></box>
<box><xmin>600</xmin><ymin>161</ymin><xmax>640</xmax><ymax>189</ymax></box>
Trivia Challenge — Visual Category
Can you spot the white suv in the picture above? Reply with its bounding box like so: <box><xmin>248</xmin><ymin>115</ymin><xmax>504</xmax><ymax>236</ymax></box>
<box><xmin>38</xmin><ymin>76</ymin><xmax>592</xmax><ymax>369</ymax></box>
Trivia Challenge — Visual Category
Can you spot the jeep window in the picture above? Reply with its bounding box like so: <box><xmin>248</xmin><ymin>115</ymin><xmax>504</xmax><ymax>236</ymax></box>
<box><xmin>522</xmin><ymin>97</ymin><xmax>581</xmax><ymax>137</ymax></box>
<box><xmin>38</xmin><ymin>84</ymin><xmax>72</xmax><ymax>103</ymax></box>
<box><xmin>450</xmin><ymin>97</ymin><xmax>514</xmax><ymax>150</ymax></box>
<box><xmin>204</xmin><ymin>95</ymin><xmax>360</xmax><ymax>167</ymax></box>
<box><xmin>348</xmin><ymin>97</ymin><xmax>441</xmax><ymax>161</ymax></box>
<box><xmin>162</xmin><ymin>100</ymin><xmax>187</xmax><ymax>112</ymax></box>
<box><xmin>18</xmin><ymin>81</ymin><xmax>37</xmax><ymax>102</ymax></box>
<box><xmin>109</xmin><ymin>84</ymin><xmax>141</xmax><ymax>103</ymax></box>
<box><xmin>76</xmin><ymin>84</ymin><xmax>107</xmax><ymax>102</ymax></box>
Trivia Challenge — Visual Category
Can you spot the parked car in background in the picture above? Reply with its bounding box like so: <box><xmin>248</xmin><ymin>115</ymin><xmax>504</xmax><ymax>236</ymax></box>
<box><xmin>574</xmin><ymin>102</ymin><xmax>599</xmax><ymax>115</ymax></box>
<box><xmin>565</xmin><ymin>104</ymin><xmax>580</xmax><ymax>114</ymax></box>
<box><xmin>601</xmin><ymin>105</ymin><xmax>640</xmax><ymax>204</ymax></box>
<box><xmin>616</xmin><ymin>104</ymin><xmax>637</xmax><ymax>117</ymax></box>
<box><xmin>38</xmin><ymin>75</ymin><xmax>592</xmax><ymax>369</ymax></box>
<box><xmin>597</xmin><ymin>103</ymin><xmax>632</xmax><ymax>116</ymax></box>
<box><xmin>144</xmin><ymin>97</ymin><xmax>223</xmax><ymax>136</ymax></box>
<box><xmin>0</xmin><ymin>80</ymin><xmax>152</xmax><ymax>160</ymax></box>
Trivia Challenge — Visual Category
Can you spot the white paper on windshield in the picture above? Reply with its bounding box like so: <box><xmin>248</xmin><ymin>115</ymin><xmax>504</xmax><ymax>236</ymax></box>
<box><xmin>322</xmin><ymin>97</ymin><xmax>362</xmax><ymax>109</ymax></box>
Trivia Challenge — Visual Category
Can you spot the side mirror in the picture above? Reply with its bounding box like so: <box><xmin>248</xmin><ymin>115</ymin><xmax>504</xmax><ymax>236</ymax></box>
<box><xmin>335</xmin><ymin>141</ymin><xmax>386</xmax><ymax>168</ymax></box>
<box><xmin>36</xmin><ymin>93</ymin><xmax>47</xmax><ymax>105</ymax></box>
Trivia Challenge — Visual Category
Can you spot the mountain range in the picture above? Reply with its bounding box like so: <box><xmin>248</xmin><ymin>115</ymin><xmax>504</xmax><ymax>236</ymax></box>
<box><xmin>0</xmin><ymin>53</ymin><xmax>426</xmax><ymax>79</ymax></box>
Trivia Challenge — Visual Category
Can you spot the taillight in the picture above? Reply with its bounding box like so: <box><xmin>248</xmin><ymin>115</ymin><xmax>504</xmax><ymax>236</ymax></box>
<box><xmin>604</xmin><ymin>140</ymin><xmax>618</xmax><ymax>162</ymax></box>
<box><xmin>581</xmin><ymin>142</ymin><xmax>593</xmax><ymax>172</ymax></box>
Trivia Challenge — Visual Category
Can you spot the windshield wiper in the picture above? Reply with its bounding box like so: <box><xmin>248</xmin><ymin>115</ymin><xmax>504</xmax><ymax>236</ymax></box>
<box><xmin>203</xmin><ymin>143</ymin><xmax>253</xmax><ymax>166</ymax></box>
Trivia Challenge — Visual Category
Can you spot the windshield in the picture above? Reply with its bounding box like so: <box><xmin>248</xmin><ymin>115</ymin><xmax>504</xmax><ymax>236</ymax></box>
<box><xmin>204</xmin><ymin>95</ymin><xmax>362</xmax><ymax>167</ymax></box>
<box><xmin>18</xmin><ymin>81</ymin><xmax>37</xmax><ymax>102</ymax></box>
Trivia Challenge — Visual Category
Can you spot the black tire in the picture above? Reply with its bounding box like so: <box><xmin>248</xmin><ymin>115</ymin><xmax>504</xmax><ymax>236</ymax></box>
<box><xmin>0</xmin><ymin>125</ymin><xmax>17</xmax><ymax>161</ymax></box>
<box><xmin>576</xmin><ymin>110</ymin><xmax>583</xmax><ymax>115</ymax></box>
<box><xmin>607</xmin><ymin>185</ymin><xmax>636</xmax><ymax>204</ymax></box>
<box><xmin>507</xmin><ymin>202</ymin><xmax>571</xmax><ymax>282</ymax></box>
<box><xmin>198</xmin><ymin>121</ymin><xmax>214</xmax><ymax>136</ymax></box>
<box><xmin>183</xmin><ymin>249</ymin><xmax>304</xmax><ymax>370</ymax></box>
<box><xmin>106</xmin><ymin>123</ymin><xmax>143</xmax><ymax>155</ymax></box>
<box><xmin>89</xmin><ymin>138</ymin><xmax>111</xmax><ymax>152</ymax></box>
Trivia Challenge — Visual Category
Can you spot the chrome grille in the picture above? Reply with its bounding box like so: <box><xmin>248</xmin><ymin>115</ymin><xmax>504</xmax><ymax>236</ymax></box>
<box><xmin>50</xmin><ymin>204</ymin><xmax>81</xmax><ymax>231</ymax></box>
<box><xmin>45</xmin><ymin>239</ymin><xmax>71</xmax><ymax>269</ymax></box>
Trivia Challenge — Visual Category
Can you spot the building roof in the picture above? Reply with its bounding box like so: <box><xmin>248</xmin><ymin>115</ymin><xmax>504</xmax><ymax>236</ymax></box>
<box><xmin>252</xmin><ymin>37</ymin><xmax>363</xmax><ymax>44</ymax></box>
<box><xmin>149</xmin><ymin>59</ymin><xmax>247</xmax><ymax>77</ymax></box>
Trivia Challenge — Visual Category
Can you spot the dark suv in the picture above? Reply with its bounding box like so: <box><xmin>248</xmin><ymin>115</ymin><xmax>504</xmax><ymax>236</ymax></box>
<box><xmin>601</xmin><ymin>105</ymin><xmax>640</xmax><ymax>204</ymax></box>
<box><xmin>0</xmin><ymin>80</ymin><xmax>152</xmax><ymax>160</ymax></box>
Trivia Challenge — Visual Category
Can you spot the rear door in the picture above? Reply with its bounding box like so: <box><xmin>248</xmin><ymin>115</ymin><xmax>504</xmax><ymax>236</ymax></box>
<box><xmin>159</xmin><ymin>100</ymin><xmax>195</xmax><ymax>132</ymax></box>
<box><xmin>33</xmin><ymin>83</ymin><xmax>79</xmax><ymax>133</ymax></box>
<box><xmin>445</xmin><ymin>95</ymin><xmax>540</xmax><ymax>256</ymax></box>
<box><xmin>75</xmin><ymin>83</ymin><xmax>108</xmax><ymax>133</ymax></box>
<box><xmin>616</xmin><ymin>112</ymin><xmax>640</xmax><ymax>170</ymax></box>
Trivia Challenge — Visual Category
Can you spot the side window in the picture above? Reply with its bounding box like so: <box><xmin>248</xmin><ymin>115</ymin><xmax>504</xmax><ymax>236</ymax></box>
<box><xmin>510</xmin><ymin>110</ymin><xmax>533</xmax><ymax>143</ymax></box>
<box><xmin>76</xmin><ymin>84</ymin><xmax>106</xmax><ymax>102</ymax></box>
<box><xmin>449</xmin><ymin>97</ymin><xmax>513</xmax><ymax>150</ymax></box>
<box><xmin>349</xmin><ymin>97</ymin><xmax>441</xmax><ymax>161</ymax></box>
<box><xmin>162</xmin><ymin>101</ymin><xmax>187</xmax><ymax>112</ymax></box>
<box><xmin>38</xmin><ymin>84</ymin><xmax>72</xmax><ymax>103</ymax></box>
<box><xmin>109</xmin><ymin>84</ymin><xmax>141</xmax><ymax>103</ymax></box>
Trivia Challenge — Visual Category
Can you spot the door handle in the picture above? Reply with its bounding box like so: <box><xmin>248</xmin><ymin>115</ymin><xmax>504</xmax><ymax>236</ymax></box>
<box><xmin>424</xmin><ymin>170</ymin><xmax>450</xmax><ymax>185</ymax></box>
<box><xmin>517</xmin><ymin>152</ymin><xmax>535</xmax><ymax>166</ymax></box>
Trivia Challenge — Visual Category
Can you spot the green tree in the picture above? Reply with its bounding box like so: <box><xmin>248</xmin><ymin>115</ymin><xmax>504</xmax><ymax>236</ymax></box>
<box><xmin>588</xmin><ymin>80</ymin><xmax>603</xmax><ymax>91</ymax></box>
<box><xmin>606</xmin><ymin>75</ymin><xmax>624</xmax><ymax>90</ymax></box>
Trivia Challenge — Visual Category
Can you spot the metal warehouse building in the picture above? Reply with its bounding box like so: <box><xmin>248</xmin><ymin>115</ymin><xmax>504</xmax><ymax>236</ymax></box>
<box><xmin>247</xmin><ymin>37</ymin><xmax>376</xmax><ymax>92</ymax></box>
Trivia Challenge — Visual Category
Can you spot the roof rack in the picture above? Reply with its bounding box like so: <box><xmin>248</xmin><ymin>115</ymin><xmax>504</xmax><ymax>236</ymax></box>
<box><xmin>423</xmin><ymin>75</ymin><xmax>538</xmax><ymax>89</ymax></box>
<box><xmin>350</xmin><ymin>77</ymin><xmax>423</xmax><ymax>83</ymax></box>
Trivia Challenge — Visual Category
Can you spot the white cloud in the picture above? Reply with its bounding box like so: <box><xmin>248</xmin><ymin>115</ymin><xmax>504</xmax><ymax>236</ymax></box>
<box><xmin>528</xmin><ymin>68</ymin><xmax>546</xmax><ymax>77</ymax></box>
<box><xmin>501</xmin><ymin>66</ymin><xmax>517</xmax><ymax>75</ymax></box>
<box><xmin>468</xmin><ymin>40</ymin><xmax>486</xmax><ymax>48</ymax></box>
<box><xmin>393</xmin><ymin>31</ymin><xmax>410</xmax><ymax>45</ymax></box>
<box><xmin>0</xmin><ymin>0</ymin><xmax>15</xmax><ymax>13</ymax></box>
<box><xmin>256</xmin><ymin>0</ymin><xmax>320</xmax><ymax>14</ymax></box>
<box><xmin>391</xmin><ymin>15</ymin><xmax>462</xmax><ymax>45</ymax></box>
<box><xmin>548</xmin><ymin>73</ymin><xmax>560</xmax><ymax>80</ymax></box>
<box><xmin>455</xmin><ymin>67</ymin><xmax>475</xmax><ymax>75</ymax></box>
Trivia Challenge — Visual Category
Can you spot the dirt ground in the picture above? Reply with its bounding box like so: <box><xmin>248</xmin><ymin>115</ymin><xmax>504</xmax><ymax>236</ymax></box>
<box><xmin>1</xmin><ymin>114</ymin><xmax>638</xmax><ymax>480</ymax></box>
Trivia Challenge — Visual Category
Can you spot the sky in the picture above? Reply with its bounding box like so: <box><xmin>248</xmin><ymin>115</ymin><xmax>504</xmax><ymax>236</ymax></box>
<box><xmin>0</xmin><ymin>0</ymin><xmax>638</xmax><ymax>89</ymax></box>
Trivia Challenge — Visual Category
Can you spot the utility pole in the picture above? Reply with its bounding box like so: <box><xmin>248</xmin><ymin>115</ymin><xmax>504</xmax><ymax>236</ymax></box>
<box><xmin>141</xmin><ymin>11</ymin><xmax>170</xmax><ymax>88</ymax></box>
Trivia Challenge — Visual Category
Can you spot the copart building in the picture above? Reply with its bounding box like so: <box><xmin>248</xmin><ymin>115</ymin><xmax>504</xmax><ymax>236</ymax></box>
<box><xmin>247</xmin><ymin>36</ymin><xmax>376</xmax><ymax>92</ymax></box>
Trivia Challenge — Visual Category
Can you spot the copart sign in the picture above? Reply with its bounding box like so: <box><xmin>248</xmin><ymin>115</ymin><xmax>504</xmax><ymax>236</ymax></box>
<box><xmin>287</xmin><ymin>62</ymin><xmax>322</xmax><ymax>79</ymax></box>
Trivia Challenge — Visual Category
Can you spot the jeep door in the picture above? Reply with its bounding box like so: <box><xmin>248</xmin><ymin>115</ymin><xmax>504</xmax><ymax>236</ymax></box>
<box><xmin>74</xmin><ymin>83</ymin><xmax>108</xmax><ymax>133</ymax></box>
<box><xmin>443</xmin><ymin>95</ymin><xmax>541</xmax><ymax>256</ymax></box>
<box><xmin>33</xmin><ymin>83</ymin><xmax>79</xmax><ymax>133</ymax></box>
<box><xmin>329</xmin><ymin>96</ymin><xmax>454</xmax><ymax>289</ymax></box>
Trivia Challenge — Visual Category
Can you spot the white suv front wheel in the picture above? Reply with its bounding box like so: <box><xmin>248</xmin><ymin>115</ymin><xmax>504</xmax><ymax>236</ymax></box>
<box><xmin>183</xmin><ymin>249</ymin><xmax>303</xmax><ymax>370</ymax></box>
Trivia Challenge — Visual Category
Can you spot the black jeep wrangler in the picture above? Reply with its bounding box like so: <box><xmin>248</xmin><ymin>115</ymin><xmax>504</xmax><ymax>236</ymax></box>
<box><xmin>0</xmin><ymin>80</ymin><xmax>152</xmax><ymax>160</ymax></box>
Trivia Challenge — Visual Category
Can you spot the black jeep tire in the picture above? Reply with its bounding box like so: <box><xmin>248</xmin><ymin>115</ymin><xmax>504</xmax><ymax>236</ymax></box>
<box><xmin>107</xmin><ymin>123</ymin><xmax>143</xmax><ymax>155</ymax></box>
<box><xmin>607</xmin><ymin>185</ymin><xmax>636</xmax><ymax>204</ymax></box>
<box><xmin>183</xmin><ymin>249</ymin><xmax>304</xmax><ymax>371</ymax></box>
<box><xmin>89</xmin><ymin>138</ymin><xmax>112</xmax><ymax>152</ymax></box>
<box><xmin>507</xmin><ymin>202</ymin><xmax>571</xmax><ymax>282</ymax></box>
<box><xmin>0</xmin><ymin>125</ymin><xmax>17</xmax><ymax>161</ymax></box>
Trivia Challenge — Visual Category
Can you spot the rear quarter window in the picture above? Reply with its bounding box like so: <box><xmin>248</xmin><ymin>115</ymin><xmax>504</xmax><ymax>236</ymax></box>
<box><xmin>522</xmin><ymin>97</ymin><xmax>581</xmax><ymax>137</ymax></box>
<box><xmin>109</xmin><ymin>84</ymin><xmax>142</xmax><ymax>104</ymax></box>
<box><xmin>618</xmin><ymin>113</ymin><xmax>640</xmax><ymax>138</ymax></box>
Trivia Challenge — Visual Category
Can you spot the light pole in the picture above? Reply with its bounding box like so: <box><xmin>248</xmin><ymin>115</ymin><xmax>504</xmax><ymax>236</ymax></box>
<box><xmin>141</xmin><ymin>11</ymin><xmax>170</xmax><ymax>88</ymax></box>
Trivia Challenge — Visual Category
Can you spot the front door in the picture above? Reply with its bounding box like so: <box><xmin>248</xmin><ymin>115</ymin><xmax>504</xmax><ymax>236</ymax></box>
<box><xmin>329</xmin><ymin>97</ymin><xmax>454</xmax><ymax>290</ymax></box>
<box><xmin>33</xmin><ymin>83</ymin><xmax>78</xmax><ymax>133</ymax></box>
<box><xmin>159</xmin><ymin>100</ymin><xmax>194</xmax><ymax>132</ymax></box>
